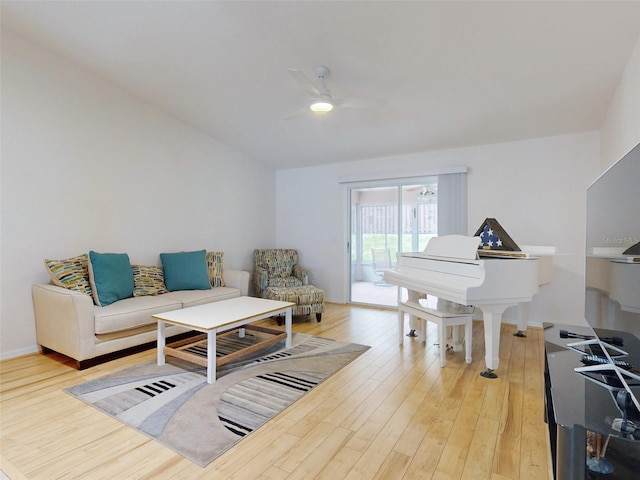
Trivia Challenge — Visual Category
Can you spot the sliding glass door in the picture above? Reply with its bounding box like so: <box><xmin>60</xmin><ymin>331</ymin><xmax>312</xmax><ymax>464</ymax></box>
<box><xmin>348</xmin><ymin>178</ymin><xmax>438</xmax><ymax>307</ymax></box>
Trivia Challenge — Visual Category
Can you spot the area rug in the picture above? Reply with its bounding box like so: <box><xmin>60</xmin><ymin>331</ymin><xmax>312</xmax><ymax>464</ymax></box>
<box><xmin>65</xmin><ymin>332</ymin><xmax>369</xmax><ymax>467</ymax></box>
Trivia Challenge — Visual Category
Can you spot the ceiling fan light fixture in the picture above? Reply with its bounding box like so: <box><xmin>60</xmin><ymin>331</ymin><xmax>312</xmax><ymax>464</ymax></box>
<box><xmin>310</xmin><ymin>98</ymin><xmax>334</xmax><ymax>113</ymax></box>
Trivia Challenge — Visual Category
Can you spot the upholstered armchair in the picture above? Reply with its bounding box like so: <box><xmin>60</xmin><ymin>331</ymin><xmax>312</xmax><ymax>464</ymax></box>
<box><xmin>253</xmin><ymin>249</ymin><xmax>309</xmax><ymax>298</ymax></box>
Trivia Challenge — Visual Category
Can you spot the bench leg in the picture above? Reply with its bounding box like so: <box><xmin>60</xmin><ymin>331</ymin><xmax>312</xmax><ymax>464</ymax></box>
<box><xmin>439</xmin><ymin>320</ymin><xmax>447</xmax><ymax>367</ymax></box>
<box><xmin>315</xmin><ymin>313</ymin><xmax>322</xmax><ymax>322</ymax></box>
<box><xmin>465</xmin><ymin>321</ymin><xmax>473</xmax><ymax>364</ymax></box>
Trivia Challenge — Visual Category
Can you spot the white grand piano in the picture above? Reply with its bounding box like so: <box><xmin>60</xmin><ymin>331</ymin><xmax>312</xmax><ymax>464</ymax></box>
<box><xmin>384</xmin><ymin>235</ymin><xmax>553</xmax><ymax>378</ymax></box>
<box><xmin>587</xmin><ymin>247</ymin><xmax>640</xmax><ymax>316</ymax></box>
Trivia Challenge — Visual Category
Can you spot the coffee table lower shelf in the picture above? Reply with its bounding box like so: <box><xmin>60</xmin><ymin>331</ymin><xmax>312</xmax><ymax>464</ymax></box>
<box><xmin>164</xmin><ymin>324</ymin><xmax>286</xmax><ymax>369</ymax></box>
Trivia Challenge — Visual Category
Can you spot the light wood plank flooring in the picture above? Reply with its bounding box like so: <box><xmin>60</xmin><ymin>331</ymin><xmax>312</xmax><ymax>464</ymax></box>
<box><xmin>0</xmin><ymin>303</ymin><xmax>552</xmax><ymax>479</ymax></box>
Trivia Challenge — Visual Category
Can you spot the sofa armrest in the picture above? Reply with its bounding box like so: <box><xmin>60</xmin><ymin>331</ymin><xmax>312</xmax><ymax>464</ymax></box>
<box><xmin>222</xmin><ymin>269</ymin><xmax>250</xmax><ymax>296</ymax></box>
<box><xmin>32</xmin><ymin>284</ymin><xmax>96</xmax><ymax>361</ymax></box>
<box><xmin>293</xmin><ymin>265</ymin><xmax>309</xmax><ymax>285</ymax></box>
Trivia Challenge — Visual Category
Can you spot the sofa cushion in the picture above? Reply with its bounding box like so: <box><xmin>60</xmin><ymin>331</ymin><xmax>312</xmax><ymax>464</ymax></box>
<box><xmin>163</xmin><ymin>287</ymin><xmax>241</xmax><ymax>308</ymax></box>
<box><xmin>132</xmin><ymin>264</ymin><xmax>168</xmax><ymax>296</ymax></box>
<box><xmin>88</xmin><ymin>251</ymin><xmax>135</xmax><ymax>307</ymax></box>
<box><xmin>206</xmin><ymin>251</ymin><xmax>225</xmax><ymax>287</ymax></box>
<box><xmin>44</xmin><ymin>254</ymin><xmax>93</xmax><ymax>296</ymax></box>
<box><xmin>160</xmin><ymin>250</ymin><xmax>211</xmax><ymax>291</ymax></box>
<box><xmin>94</xmin><ymin>294</ymin><xmax>182</xmax><ymax>334</ymax></box>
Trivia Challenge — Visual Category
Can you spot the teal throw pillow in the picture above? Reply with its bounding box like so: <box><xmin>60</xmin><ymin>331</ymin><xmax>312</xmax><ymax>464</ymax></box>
<box><xmin>160</xmin><ymin>250</ymin><xmax>211</xmax><ymax>291</ymax></box>
<box><xmin>88</xmin><ymin>251</ymin><xmax>134</xmax><ymax>307</ymax></box>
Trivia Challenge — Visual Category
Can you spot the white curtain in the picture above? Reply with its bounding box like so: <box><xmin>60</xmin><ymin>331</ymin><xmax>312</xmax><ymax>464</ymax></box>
<box><xmin>437</xmin><ymin>173</ymin><xmax>467</xmax><ymax>236</ymax></box>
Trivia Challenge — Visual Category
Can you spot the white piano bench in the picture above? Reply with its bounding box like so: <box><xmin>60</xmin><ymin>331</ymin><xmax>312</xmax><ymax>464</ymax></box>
<box><xmin>398</xmin><ymin>299</ymin><xmax>473</xmax><ymax>367</ymax></box>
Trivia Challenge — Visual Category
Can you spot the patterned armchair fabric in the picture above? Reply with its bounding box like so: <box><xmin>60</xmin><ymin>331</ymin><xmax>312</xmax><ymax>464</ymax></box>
<box><xmin>253</xmin><ymin>249</ymin><xmax>309</xmax><ymax>298</ymax></box>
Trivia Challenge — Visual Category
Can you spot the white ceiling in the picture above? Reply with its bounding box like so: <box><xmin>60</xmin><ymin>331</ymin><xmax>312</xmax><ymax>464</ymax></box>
<box><xmin>2</xmin><ymin>1</ymin><xmax>640</xmax><ymax>170</ymax></box>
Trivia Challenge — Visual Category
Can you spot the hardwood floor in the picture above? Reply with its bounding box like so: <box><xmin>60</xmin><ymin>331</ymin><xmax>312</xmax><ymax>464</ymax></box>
<box><xmin>0</xmin><ymin>303</ymin><xmax>552</xmax><ymax>479</ymax></box>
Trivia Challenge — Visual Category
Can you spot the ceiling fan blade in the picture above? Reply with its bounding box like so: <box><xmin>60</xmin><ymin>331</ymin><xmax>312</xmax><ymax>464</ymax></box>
<box><xmin>284</xmin><ymin>105</ymin><xmax>309</xmax><ymax>120</ymax></box>
<box><xmin>338</xmin><ymin>97</ymin><xmax>386</xmax><ymax>109</ymax></box>
<box><xmin>288</xmin><ymin>68</ymin><xmax>320</xmax><ymax>96</ymax></box>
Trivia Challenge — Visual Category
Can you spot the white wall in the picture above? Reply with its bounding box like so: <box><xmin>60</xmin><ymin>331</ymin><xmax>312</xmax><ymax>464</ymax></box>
<box><xmin>276</xmin><ymin>132</ymin><xmax>600</xmax><ymax>327</ymax></box>
<box><xmin>600</xmin><ymin>32</ymin><xmax>640</xmax><ymax>172</ymax></box>
<box><xmin>0</xmin><ymin>30</ymin><xmax>277</xmax><ymax>358</ymax></box>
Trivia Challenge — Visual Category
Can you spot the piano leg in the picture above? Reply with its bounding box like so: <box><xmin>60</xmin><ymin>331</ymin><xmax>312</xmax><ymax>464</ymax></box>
<box><xmin>478</xmin><ymin>304</ymin><xmax>515</xmax><ymax>378</ymax></box>
<box><xmin>398</xmin><ymin>310</ymin><xmax>421</xmax><ymax>342</ymax></box>
<box><xmin>450</xmin><ymin>325</ymin><xmax>463</xmax><ymax>352</ymax></box>
<box><xmin>514</xmin><ymin>302</ymin><xmax>529</xmax><ymax>337</ymax></box>
<box><xmin>408</xmin><ymin>315</ymin><xmax>420</xmax><ymax>337</ymax></box>
<box><xmin>398</xmin><ymin>290</ymin><xmax>422</xmax><ymax>342</ymax></box>
<box><xmin>398</xmin><ymin>309</ymin><xmax>404</xmax><ymax>344</ymax></box>
<box><xmin>407</xmin><ymin>290</ymin><xmax>421</xmax><ymax>338</ymax></box>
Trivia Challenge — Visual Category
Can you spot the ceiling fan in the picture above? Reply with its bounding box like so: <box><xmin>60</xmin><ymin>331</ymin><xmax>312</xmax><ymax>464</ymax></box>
<box><xmin>286</xmin><ymin>66</ymin><xmax>384</xmax><ymax>118</ymax></box>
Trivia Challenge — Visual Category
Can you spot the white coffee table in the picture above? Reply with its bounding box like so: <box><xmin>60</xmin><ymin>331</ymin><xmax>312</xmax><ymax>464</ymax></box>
<box><xmin>153</xmin><ymin>296</ymin><xmax>294</xmax><ymax>383</ymax></box>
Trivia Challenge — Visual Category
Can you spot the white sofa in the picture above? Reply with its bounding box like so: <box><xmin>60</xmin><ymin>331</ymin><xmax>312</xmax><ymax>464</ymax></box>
<box><xmin>32</xmin><ymin>269</ymin><xmax>250</xmax><ymax>369</ymax></box>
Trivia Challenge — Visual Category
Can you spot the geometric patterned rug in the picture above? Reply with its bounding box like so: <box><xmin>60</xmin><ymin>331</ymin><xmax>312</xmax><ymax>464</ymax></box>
<box><xmin>65</xmin><ymin>332</ymin><xmax>369</xmax><ymax>467</ymax></box>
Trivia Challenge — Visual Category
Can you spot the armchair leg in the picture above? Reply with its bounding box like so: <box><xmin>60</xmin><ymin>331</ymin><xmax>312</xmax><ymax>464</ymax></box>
<box><xmin>316</xmin><ymin>313</ymin><xmax>322</xmax><ymax>322</ymax></box>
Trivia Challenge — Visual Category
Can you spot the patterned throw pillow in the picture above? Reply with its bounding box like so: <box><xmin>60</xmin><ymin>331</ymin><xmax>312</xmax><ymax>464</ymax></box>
<box><xmin>206</xmin><ymin>251</ymin><xmax>225</xmax><ymax>287</ymax></box>
<box><xmin>44</xmin><ymin>254</ymin><xmax>93</xmax><ymax>296</ymax></box>
<box><xmin>132</xmin><ymin>265</ymin><xmax>168</xmax><ymax>296</ymax></box>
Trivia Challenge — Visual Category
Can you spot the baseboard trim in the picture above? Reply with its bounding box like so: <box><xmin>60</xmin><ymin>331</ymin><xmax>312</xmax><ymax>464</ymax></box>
<box><xmin>0</xmin><ymin>345</ymin><xmax>40</xmax><ymax>362</ymax></box>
